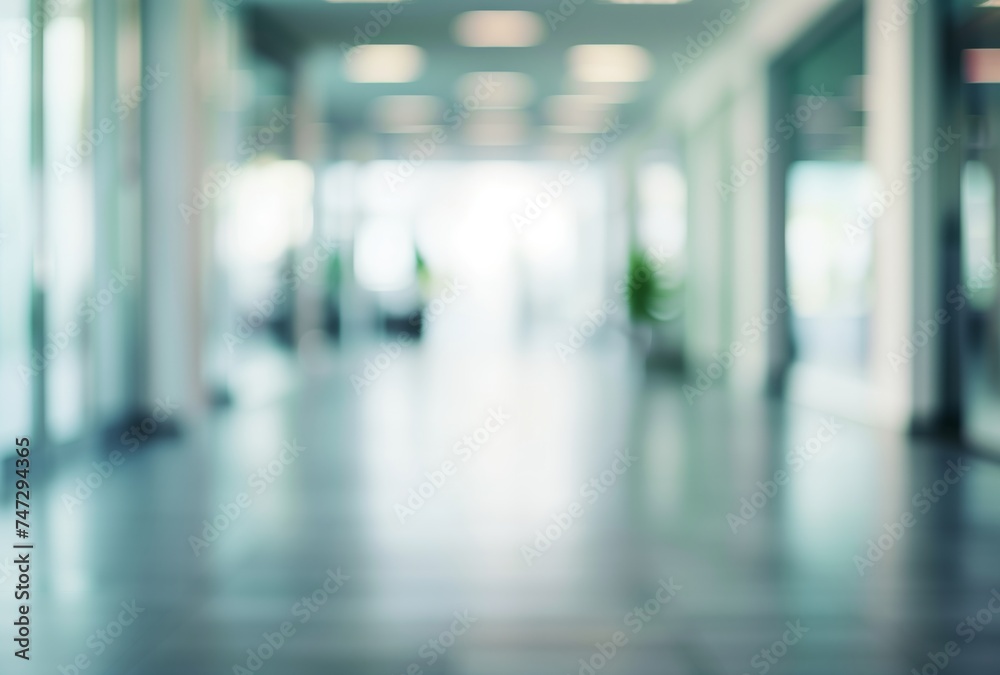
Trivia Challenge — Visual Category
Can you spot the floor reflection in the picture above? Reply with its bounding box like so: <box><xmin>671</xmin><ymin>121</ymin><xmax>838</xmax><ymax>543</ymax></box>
<box><xmin>17</xmin><ymin>336</ymin><xmax>1000</xmax><ymax>675</ymax></box>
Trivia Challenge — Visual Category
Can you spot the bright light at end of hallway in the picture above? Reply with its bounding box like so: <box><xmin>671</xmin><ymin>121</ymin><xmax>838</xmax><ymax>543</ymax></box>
<box><xmin>222</xmin><ymin>160</ymin><xmax>314</xmax><ymax>266</ymax></box>
<box><xmin>354</xmin><ymin>219</ymin><xmax>417</xmax><ymax>292</ymax></box>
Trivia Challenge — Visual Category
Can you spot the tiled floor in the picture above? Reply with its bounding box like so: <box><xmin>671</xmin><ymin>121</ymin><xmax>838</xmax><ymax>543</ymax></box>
<box><xmin>9</xmin><ymin>334</ymin><xmax>1000</xmax><ymax>674</ymax></box>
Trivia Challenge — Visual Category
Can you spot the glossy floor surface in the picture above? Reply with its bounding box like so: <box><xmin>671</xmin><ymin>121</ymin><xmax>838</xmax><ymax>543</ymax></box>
<box><xmin>7</xmin><ymin>335</ymin><xmax>1000</xmax><ymax>675</ymax></box>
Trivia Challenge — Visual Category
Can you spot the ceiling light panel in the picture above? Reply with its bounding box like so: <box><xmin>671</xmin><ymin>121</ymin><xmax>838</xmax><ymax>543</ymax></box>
<box><xmin>452</xmin><ymin>11</ymin><xmax>545</xmax><ymax>48</ymax></box>
<box><xmin>343</xmin><ymin>45</ymin><xmax>425</xmax><ymax>83</ymax></box>
<box><xmin>568</xmin><ymin>44</ymin><xmax>653</xmax><ymax>82</ymax></box>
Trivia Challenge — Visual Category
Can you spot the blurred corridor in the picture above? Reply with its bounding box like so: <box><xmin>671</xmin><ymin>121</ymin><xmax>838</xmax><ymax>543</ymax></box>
<box><xmin>3</xmin><ymin>0</ymin><xmax>1000</xmax><ymax>673</ymax></box>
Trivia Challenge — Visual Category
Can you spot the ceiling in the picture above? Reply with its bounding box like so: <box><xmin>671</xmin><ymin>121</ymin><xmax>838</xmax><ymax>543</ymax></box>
<box><xmin>241</xmin><ymin>0</ymin><xmax>746</xmax><ymax>155</ymax></box>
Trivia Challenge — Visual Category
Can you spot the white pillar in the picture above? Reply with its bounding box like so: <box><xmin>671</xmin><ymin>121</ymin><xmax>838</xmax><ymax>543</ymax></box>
<box><xmin>141</xmin><ymin>0</ymin><xmax>207</xmax><ymax>416</ymax></box>
<box><xmin>865</xmin><ymin>0</ymin><xmax>948</xmax><ymax>429</ymax></box>
<box><xmin>729</xmin><ymin>72</ymin><xmax>772</xmax><ymax>392</ymax></box>
<box><xmin>684</xmin><ymin>114</ymin><xmax>729</xmax><ymax>367</ymax></box>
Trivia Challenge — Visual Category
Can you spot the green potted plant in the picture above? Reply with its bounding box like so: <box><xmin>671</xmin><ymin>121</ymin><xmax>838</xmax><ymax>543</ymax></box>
<box><xmin>623</xmin><ymin>248</ymin><xmax>683</xmax><ymax>359</ymax></box>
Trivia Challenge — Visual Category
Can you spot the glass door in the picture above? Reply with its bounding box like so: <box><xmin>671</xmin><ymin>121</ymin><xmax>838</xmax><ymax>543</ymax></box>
<box><xmin>957</xmin><ymin>4</ymin><xmax>1000</xmax><ymax>450</ymax></box>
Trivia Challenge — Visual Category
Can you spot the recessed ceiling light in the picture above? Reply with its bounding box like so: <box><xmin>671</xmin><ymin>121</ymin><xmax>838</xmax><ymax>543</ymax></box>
<box><xmin>568</xmin><ymin>44</ymin><xmax>653</xmax><ymax>82</ymax></box>
<box><xmin>454</xmin><ymin>72</ymin><xmax>535</xmax><ymax>108</ymax></box>
<box><xmin>343</xmin><ymin>45</ymin><xmax>425</xmax><ymax>83</ymax></box>
<box><xmin>370</xmin><ymin>95</ymin><xmax>444</xmax><ymax>132</ymax></box>
<box><xmin>452</xmin><ymin>11</ymin><xmax>544</xmax><ymax>48</ymax></box>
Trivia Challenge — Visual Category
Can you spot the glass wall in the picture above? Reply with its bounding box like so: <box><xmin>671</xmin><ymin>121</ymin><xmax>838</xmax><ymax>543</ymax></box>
<box><xmin>781</xmin><ymin>14</ymin><xmax>870</xmax><ymax>375</ymax></box>
<box><xmin>0</xmin><ymin>0</ymin><xmax>146</xmax><ymax>450</ymax></box>
<box><xmin>0</xmin><ymin>0</ymin><xmax>34</xmax><ymax>443</ymax></box>
<box><xmin>43</xmin><ymin>0</ymin><xmax>94</xmax><ymax>442</ymax></box>
<box><xmin>958</xmin><ymin>16</ymin><xmax>1000</xmax><ymax>450</ymax></box>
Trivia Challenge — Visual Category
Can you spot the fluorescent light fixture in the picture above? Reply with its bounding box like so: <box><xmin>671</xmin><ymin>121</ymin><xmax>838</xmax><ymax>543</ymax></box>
<box><xmin>343</xmin><ymin>45</ymin><xmax>425</xmax><ymax>83</ymax></box>
<box><xmin>568</xmin><ymin>44</ymin><xmax>652</xmax><ymax>82</ymax></box>
<box><xmin>965</xmin><ymin>49</ymin><xmax>1000</xmax><ymax>83</ymax></box>
<box><xmin>455</xmin><ymin>72</ymin><xmax>535</xmax><ymax>108</ymax></box>
<box><xmin>370</xmin><ymin>95</ymin><xmax>444</xmax><ymax>132</ymax></box>
<box><xmin>452</xmin><ymin>11</ymin><xmax>544</xmax><ymax>47</ymax></box>
<box><xmin>543</xmin><ymin>94</ymin><xmax>614</xmax><ymax>128</ymax></box>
